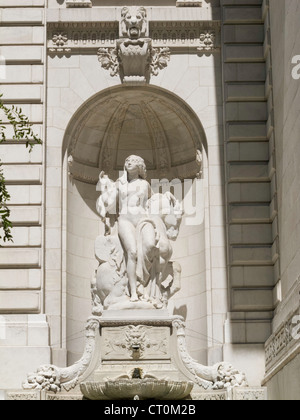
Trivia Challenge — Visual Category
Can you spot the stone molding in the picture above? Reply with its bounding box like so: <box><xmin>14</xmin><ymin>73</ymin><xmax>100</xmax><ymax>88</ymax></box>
<box><xmin>263</xmin><ymin>306</ymin><xmax>300</xmax><ymax>384</ymax></box>
<box><xmin>176</xmin><ymin>0</ymin><xmax>203</xmax><ymax>6</ymax></box>
<box><xmin>232</xmin><ymin>387</ymin><xmax>268</xmax><ymax>401</ymax></box>
<box><xmin>5</xmin><ymin>390</ymin><xmax>41</xmax><ymax>401</ymax></box>
<box><xmin>47</xmin><ymin>21</ymin><xmax>220</xmax><ymax>54</ymax></box>
<box><xmin>65</xmin><ymin>0</ymin><xmax>203</xmax><ymax>9</ymax></box>
<box><xmin>66</xmin><ymin>0</ymin><xmax>92</xmax><ymax>7</ymax></box>
<box><xmin>4</xmin><ymin>387</ymin><xmax>267</xmax><ymax>400</ymax></box>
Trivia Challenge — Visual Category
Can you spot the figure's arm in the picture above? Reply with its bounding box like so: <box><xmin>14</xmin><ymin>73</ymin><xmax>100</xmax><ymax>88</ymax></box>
<box><xmin>148</xmin><ymin>181</ymin><xmax>154</xmax><ymax>199</ymax></box>
<box><xmin>96</xmin><ymin>172</ymin><xmax>118</xmax><ymax>219</ymax></box>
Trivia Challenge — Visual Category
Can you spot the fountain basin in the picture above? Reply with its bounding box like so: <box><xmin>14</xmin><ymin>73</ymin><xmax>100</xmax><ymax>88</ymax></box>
<box><xmin>80</xmin><ymin>379</ymin><xmax>194</xmax><ymax>400</ymax></box>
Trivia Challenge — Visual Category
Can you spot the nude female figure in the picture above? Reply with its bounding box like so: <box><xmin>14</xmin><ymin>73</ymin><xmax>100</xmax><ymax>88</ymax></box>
<box><xmin>97</xmin><ymin>155</ymin><xmax>155</xmax><ymax>302</ymax></box>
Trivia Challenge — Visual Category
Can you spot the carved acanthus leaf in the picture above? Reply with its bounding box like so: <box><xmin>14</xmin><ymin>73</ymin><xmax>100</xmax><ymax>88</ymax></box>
<box><xmin>150</xmin><ymin>47</ymin><xmax>171</xmax><ymax>76</ymax></box>
<box><xmin>97</xmin><ymin>48</ymin><xmax>120</xmax><ymax>77</ymax></box>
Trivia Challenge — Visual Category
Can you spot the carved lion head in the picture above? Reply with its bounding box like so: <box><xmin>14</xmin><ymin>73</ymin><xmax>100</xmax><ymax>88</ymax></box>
<box><xmin>121</xmin><ymin>6</ymin><xmax>147</xmax><ymax>39</ymax></box>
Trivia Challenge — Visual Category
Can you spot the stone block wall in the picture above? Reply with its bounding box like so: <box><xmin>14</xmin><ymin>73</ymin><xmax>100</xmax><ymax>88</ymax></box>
<box><xmin>221</xmin><ymin>0</ymin><xmax>278</xmax><ymax>345</ymax></box>
<box><xmin>263</xmin><ymin>0</ymin><xmax>300</xmax><ymax>400</ymax></box>
<box><xmin>0</xmin><ymin>0</ymin><xmax>51</xmax><ymax>389</ymax></box>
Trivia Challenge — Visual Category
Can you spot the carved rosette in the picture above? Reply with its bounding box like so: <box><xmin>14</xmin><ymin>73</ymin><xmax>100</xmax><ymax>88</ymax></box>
<box><xmin>49</xmin><ymin>32</ymin><xmax>71</xmax><ymax>54</ymax></box>
<box><xmin>198</xmin><ymin>30</ymin><xmax>218</xmax><ymax>52</ymax></box>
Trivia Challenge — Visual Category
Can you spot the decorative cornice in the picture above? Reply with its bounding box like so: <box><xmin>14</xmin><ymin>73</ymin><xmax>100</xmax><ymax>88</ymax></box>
<box><xmin>66</xmin><ymin>0</ymin><xmax>92</xmax><ymax>7</ymax></box>
<box><xmin>47</xmin><ymin>21</ymin><xmax>220</xmax><ymax>54</ymax></box>
<box><xmin>176</xmin><ymin>0</ymin><xmax>202</xmax><ymax>6</ymax></box>
<box><xmin>263</xmin><ymin>306</ymin><xmax>300</xmax><ymax>384</ymax></box>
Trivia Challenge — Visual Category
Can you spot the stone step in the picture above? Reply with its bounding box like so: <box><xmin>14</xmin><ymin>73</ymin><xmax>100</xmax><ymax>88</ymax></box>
<box><xmin>227</xmin><ymin>182</ymin><xmax>271</xmax><ymax>203</ymax></box>
<box><xmin>0</xmin><ymin>104</ymin><xmax>43</xmax><ymax>124</ymax></box>
<box><xmin>227</xmin><ymin>162</ymin><xmax>270</xmax><ymax>182</ymax></box>
<box><xmin>2</xmin><ymin>164</ymin><xmax>43</xmax><ymax>185</ymax></box>
<box><xmin>0</xmin><ymin>8</ymin><xmax>44</xmax><ymax>25</ymax></box>
<box><xmin>5</xmin><ymin>206</ymin><xmax>42</xmax><ymax>226</ymax></box>
<box><xmin>0</xmin><ymin>26</ymin><xmax>44</xmax><ymax>45</ymax></box>
<box><xmin>223</xmin><ymin>5</ymin><xmax>263</xmax><ymax>24</ymax></box>
<box><xmin>0</xmin><ymin>84</ymin><xmax>43</xmax><ymax>104</ymax></box>
<box><xmin>0</xmin><ymin>0</ymin><xmax>45</xmax><ymax>6</ymax></box>
<box><xmin>226</xmin><ymin>83</ymin><xmax>266</xmax><ymax>101</ymax></box>
<box><xmin>227</xmin><ymin>141</ymin><xmax>269</xmax><ymax>161</ymax></box>
<box><xmin>229</xmin><ymin>223</ymin><xmax>273</xmax><ymax>245</ymax></box>
<box><xmin>6</xmin><ymin>185</ymin><xmax>42</xmax><ymax>205</ymax></box>
<box><xmin>0</xmin><ymin>226</ymin><xmax>42</xmax><ymax>248</ymax></box>
<box><xmin>224</xmin><ymin>63</ymin><xmax>266</xmax><ymax>82</ymax></box>
<box><xmin>230</xmin><ymin>265</ymin><xmax>275</xmax><ymax>288</ymax></box>
<box><xmin>229</xmin><ymin>203</ymin><xmax>270</xmax><ymax>223</ymax></box>
<box><xmin>0</xmin><ymin>46</ymin><xmax>44</xmax><ymax>64</ymax></box>
<box><xmin>223</xmin><ymin>24</ymin><xmax>265</xmax><ymax>43</ymax></box>
<box><xmin>224</xmin><ymin>44</ymin><xmax>264</xmax><ymax>63</ymax></box>
<box><xmin>227</xmin><ymin>122</ymin><xmax>267</xmax><ymax>141</ymax></box>
<box><xmin>0</xmin><ymin>291</ymin><xmax>40</xmax><ymax>313</ymax></box>
<box><xmin>0</xmin><ymin>248</ymin><xmax>41</xmax><ymax>268</ymax></box>
<box><xmin>230</xmin><ymin>245</ymin><xmax>273</xmax><ymax>266</ymax></box>
<box><xmin>0</xmin><ymin>64</ymin><xmax>44</xmax><ymax>84</ymax></box>
<box><xmin>0</xmin><ymin>144</ymin><xmax>42</xmax><ymax>164</ymax></box>
<box><xmin>0</xmin><ymin>268</ymin><xmax>41</xmax><ymax>290</ymax></box>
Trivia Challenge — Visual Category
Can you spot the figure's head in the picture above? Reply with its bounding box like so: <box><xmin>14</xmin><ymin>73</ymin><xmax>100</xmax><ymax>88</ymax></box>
<box><xmin>124</xmin><ymin>155</ymin><xmax>147</xmax><ymax>179</ymax></box>
<box><xmin>121</xmin><ymin>6</ymin><xmax>147</xmax><ymax>39</ymax></box>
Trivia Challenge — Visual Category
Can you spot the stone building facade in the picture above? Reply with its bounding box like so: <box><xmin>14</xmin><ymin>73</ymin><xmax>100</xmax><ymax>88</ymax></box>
<box><xmin>0</xmin><ymin>0</ymin><xmax>299</xmax><ymax>400</ymax></box>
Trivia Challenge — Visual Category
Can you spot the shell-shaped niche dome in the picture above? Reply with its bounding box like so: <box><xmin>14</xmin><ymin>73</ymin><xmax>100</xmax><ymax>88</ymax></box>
<box><xmin>65</xmin><ymin>86</ymin><xmax>206</xmax><ymax>183</ymax></box>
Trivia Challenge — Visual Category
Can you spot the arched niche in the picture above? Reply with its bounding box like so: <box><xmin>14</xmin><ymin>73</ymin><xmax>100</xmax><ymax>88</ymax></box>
<box><xmin>63</xmin><ymin>85</ymin><xmax>210</xmax><ymax>365</ymax></box>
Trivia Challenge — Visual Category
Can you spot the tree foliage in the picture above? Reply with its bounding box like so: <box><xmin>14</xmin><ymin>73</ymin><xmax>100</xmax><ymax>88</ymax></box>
<box><xmin>0</xmin><ymin>94</ymin><xmax>42</xmax><ymax>244</ymax></box>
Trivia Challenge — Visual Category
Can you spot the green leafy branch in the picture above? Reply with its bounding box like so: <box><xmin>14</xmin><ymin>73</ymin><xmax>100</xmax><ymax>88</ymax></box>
<box><xmin>0</xmin><ymin>93</ymin><xmax>42</xmax><ymax>244</ymax></box>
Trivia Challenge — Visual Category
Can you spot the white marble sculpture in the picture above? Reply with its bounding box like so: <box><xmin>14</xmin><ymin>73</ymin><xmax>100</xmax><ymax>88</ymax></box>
<box><xmin>23</xmin><ymin>156</ymin><xmax>249</xmax><ymax>397</ymax></box>
<box><xmin>92</xmin><ymin>155</ymin><xmax>183</xmax><ymax>313</ymax></box>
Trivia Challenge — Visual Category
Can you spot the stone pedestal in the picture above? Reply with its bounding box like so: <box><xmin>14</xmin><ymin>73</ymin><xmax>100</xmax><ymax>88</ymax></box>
<box><xmin>17</xmin><ymin>310</ymin><xmax>267</xmax><ymax>400</ymax></box>
<box><xmin>91</xmin><ymin>311</ymin><xmax>185</xmax><ymax>386</ymax></box>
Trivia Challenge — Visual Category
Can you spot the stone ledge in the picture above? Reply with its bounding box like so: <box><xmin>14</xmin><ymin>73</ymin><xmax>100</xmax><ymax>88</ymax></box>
<box><xmin>232</xmin><ymin>387</ymin><xmax>267</xmax><ymax>401</ymax></box>
<box><xmin>1</xmin><ymin>387</ymin><xmax>267</xmax><ymax>400</ymax></box>
<box><xmin>5</xmin><ymin>390</ymin><xmax>41</xmax><ymax>400</ymax></box>
<box><xmin>46</xmin><ymin>7</ymin><xmax>220</xmax><ymax>24</ymax></box>
<box><xmin>66</xmin><ymin>0</ymin><xmax>92</xmax><ymax>7</ymax></box>
<box><xmin>263</xmin><ymin>305</ymin><xmax>300</xmax><ymax>385</ymax></box>
<box><xmin>176</xmin><ymin>0</ymin><xmax>203</xmax><ymax>6</ymax></box>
